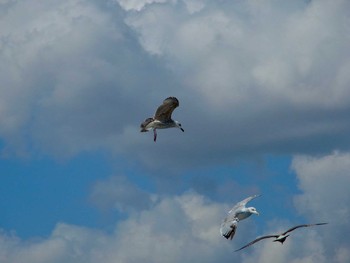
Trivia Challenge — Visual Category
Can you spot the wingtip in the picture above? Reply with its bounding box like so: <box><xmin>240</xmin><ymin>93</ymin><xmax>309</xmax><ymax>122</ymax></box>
<box><xmin>234</xmin><ymin>246</ymin><xmax>245</xmax><ymax>252</ymax></box>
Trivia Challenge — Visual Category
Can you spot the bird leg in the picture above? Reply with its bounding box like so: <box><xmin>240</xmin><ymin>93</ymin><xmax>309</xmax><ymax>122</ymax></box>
<box><xmin>153</xmin><ymin>129</ymin><xmax>157</xmax><ymax>142</ymax></box>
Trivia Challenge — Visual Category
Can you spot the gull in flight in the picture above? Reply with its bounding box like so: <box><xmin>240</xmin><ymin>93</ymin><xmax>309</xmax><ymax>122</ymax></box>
<box><xmin>235</xmin><ymin>222</ymin><xmax>328</xmax><ymax>251</ymax></box>
<box><xmin>220</xmin><ymin>194</ymin><xmax>260</xmax><ymax>240</ymax></box>
<box><xmin>140</xmin><ymin>97</ymin><xmax>184</xmax><ymax>142</ymax></box>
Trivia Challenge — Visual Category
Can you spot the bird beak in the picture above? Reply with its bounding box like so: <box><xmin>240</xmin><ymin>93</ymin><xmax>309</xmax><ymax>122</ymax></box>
<box><xmin>180</xmin><ymin>128</ymin><xmax>184</xmax><ymax>132</ymax></box>
<box><xmin>255</xmin><ymin>211</ymin><xmax>259</xmax><ymax>215</ymax></box>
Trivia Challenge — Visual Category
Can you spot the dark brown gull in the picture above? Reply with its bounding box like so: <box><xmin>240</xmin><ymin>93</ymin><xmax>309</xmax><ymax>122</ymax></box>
<box><xmin>140</xmin><ymin>97</ymin><xmax>184</xmax><ymax>142</ymax></box>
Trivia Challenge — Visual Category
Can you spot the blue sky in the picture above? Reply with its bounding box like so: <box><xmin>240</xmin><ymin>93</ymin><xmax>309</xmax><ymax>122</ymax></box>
<box><xmin>1</xmin><ymin>0</ymin><xmax>350</xmax><ymax>262</ymax></box>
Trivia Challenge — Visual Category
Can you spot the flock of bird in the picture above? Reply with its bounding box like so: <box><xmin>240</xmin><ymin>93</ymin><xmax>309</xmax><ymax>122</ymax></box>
<box><xmin>140</xmin><ymin>97</ymin><xmax>328</xmax><ymax>251</ymax></box>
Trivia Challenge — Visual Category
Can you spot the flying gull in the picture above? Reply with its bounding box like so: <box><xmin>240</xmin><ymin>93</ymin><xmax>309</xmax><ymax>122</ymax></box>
<box><xmin>235</xmin><ymin>222</ymin><xmax>328</xmax><ymax>251</ymax></box>
<box><xmin>140</xmin><ymin>97</ymin><xmax>184</xmax><ymax>142</ymax></box>
<box><xmin>220</xmin><ymin>194</ymin><xmax>260</xmax><ymax>240</ymax></box>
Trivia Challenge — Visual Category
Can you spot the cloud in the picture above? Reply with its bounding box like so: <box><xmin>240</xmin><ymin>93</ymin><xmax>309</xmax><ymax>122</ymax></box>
<box><xmin>238</xmin><ymin>151</ymin><xmax>350</xmax><ymax>263</ymax></box>
<box><xmin>1</xmin><ymin>153</ymin><xmax>349</xmax><ymax>263</ymax></box>
<box><xmin>292</xmin><ymin>151</ymin><xmax>350</xmax><ymax>222</ymax></box>
<box><xmin>90</xmin><ymin>175</ymin><xmax>156</xmax><ymax>212</ymax></box>
<box><xmin>292</xmin><ymin>151</ymin><xmax>350</xmax><ymax>262</ymax></box>
<box><xmin>116</xmin><ymin>0</ymin><xmax>171</xmax><ymax>11</ymax></box>
<box><xmin>0</xmin><ymin>0</ymin><xmax>178</xmax><ymax>158</ymax></box>
<box><xmin>116</xmin><ymin>0</ymin><xmax>350</xmax><ymax>172</ymax></box>
<box><xmin>0</xmin><ymin>191</ymin><xmax>244</xmax><ymax>263</ymax></box>
<box><xmin>123</xmin><ymin>0</ymin><xmax>350</xmax><ymax>106</ymax></box>
<box><xmin>0</xmin><ymin>223</ymin><xmax>108</xmax><ymax>263</ymax></box>
<box><xmin>1</xmin><ymin>0</ymin><xmax>350</xmax><ymax>171</ymax></box>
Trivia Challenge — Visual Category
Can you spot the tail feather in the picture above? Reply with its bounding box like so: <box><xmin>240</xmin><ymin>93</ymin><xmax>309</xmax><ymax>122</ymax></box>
<box><xmin>220</xmin><ymin>220</ymin><xmax>238</xmax><ymax>240</ymax></box>
<box><xmin>140</xmin><ymin>118</ymin><xmax>154</xmax><ymax>132</ymax></box>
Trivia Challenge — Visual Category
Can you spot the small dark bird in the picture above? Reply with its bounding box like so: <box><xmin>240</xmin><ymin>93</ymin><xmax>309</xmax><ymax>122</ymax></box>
<box><xmin>140</xmin><ymin>97</ymin><xmax>184</xmax><ymax>142</ymax></box>
<box><xmin>235</xmin><ymin>223</ymin><xmax>328</xmax><ymax>251</ymax></box>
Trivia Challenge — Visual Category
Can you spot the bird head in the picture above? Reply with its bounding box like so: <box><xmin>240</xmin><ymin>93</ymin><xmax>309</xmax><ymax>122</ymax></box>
<box><xmin>175</xmin><ymin>121</ymin><xmax>184</xmax><ymax>132</ymax></box>
<box><xmin>248</xmin><ymin>207</ymin><xmax>259</xmax><ymax>215</ymax></box>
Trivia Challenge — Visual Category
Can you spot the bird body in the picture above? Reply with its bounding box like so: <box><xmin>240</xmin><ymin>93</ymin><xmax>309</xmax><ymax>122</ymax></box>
<box><xmin>235</xmin><ymin>207</ymin><xmax>258</xmax><ymax>221</ymax></box>
<box><xmin>235</xmin><ymin>223</ymin><xmax>328</xmax><ymax>251</ymax></box>
<box><xmin>141</xmin><ymin>119</ymin><xmax>181</xmax><ymax>131</ymax></box>
<box><xmin>273</xmin><ymin>234</ymin><xmax>290</xmax><ymax>244</ymax></box>
<box><xmin>140</xmin><ymin>97</ymin><xmax>184</xmax><ymax>141</ymax></box>
<box><xmin>220</xmin><ymin>195</ymin><xmax>260</xmax><ymax>240</ymax></box>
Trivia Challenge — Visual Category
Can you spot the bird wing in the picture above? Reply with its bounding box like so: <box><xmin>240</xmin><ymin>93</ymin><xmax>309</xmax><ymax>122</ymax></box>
<box><xmin>220</xmin><ymin>218</ymin><xmax>238</xmax><ymax>240</ymax></box>
<box><xmin>228</xmin><ymin>194</ymin><xmax>261</xmax><ymax>216</ymax></box>
<box><xmin>154</xmin><ymin>97</ymin><xmax>179</xmax><ymax>122</ymax></box>
<box><xmin>235</xmin><ymin>235</ymin><xmax>279</xmax><ymax>252</ymax></box>
<box><xmin>282</xmin><ymin>223</ymin><xmax>328</xmax><ymax>235</ymax></box>
<box><xmin>140</xmin><ymin>117</ymin><xmax>154</xmax><ymax>131</ymax></box>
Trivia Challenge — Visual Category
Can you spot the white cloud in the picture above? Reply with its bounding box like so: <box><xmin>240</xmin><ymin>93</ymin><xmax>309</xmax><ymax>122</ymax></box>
<box><xmin>116</xmin><ymin>0</ymin><xmax>206</xmax><ymax>13</ymax></box>
<box><xmin>90</xmin><ymin>175</ymin><xmax>156</xmax><ymax>212</ymax></box>
<box><xmin>116</xmin><ymin>0</ymin><xmax>172</xmax><ymax>11</ymax></box>
<box><xmin>0</xmin><ymin>192</ymin><xmax>239</xmax><ymax>263</ymax></box>
<box><xmin>2</xmin><ymin>153</ymin><xmax>349</xmax><ymax>263</ymax></box>
<box><xmin>124</xmin><ymin>0</ymin><xmax>350</xmax><ymax>108</ymax></box>
<box><xmin>0</xmin><ymin>0</ymin><xmax>123</xmax><ymax>155</ymax></box>
<box><xmin>292</xmin><ymin>151</ymin><xmax>350</xmax><ymax>262</ymax></box>
<box><xmin>0</xmin><ymin>187</ymin><xmax>335</xmax><ymax>263</ymax></box>
<box><xmin>118</xmin><ymin>0</ymin><xmax>350</xmax><ymax>171</ymax></box>
<box><xmin>292</xmin><ymin>151</ymin><xmax>350</xmax><ymax>224</ymax></box>
<box><xmin>239</xmin><ymin>151</ymin><xmax>350</xmax><ymax>263</ymax></box>
<box><xmin>0</xmin><ymin>0</ymin><xmax>176</xmax><ymax>158</ymax></box>
<box><xmin>1</xmin><ymin>0</ymin><xmax>350</xmax><ymax>170</ymax></box>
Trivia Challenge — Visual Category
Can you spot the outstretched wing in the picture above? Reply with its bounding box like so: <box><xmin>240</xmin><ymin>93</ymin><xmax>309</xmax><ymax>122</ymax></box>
<box><xmin>235</xmin><ymin>235</ymin><xmax>278</xmax><ymax>252</ymax></box>
<box><xmin>283</xmin><ymin>223</ymin><xmax>328</xmax><ymax>235</ymax></box>
<box><xmin>154</xmin><ymin>97</ymin><xmax>179</xmax><ymax>122</ymax></box>
<box><xmin>220</xmin><ymin>218</ymin><xmax>238</xmax><ymax>240</ymax></box>
<box><xmin>228</xmin><ymin>194</ymin><xmax>261</xmax><ymax>216</ymax></box>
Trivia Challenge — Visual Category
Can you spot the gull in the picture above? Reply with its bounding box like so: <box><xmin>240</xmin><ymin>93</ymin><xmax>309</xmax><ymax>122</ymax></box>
<box><xmin>235</xmin><ymin>222</ymin><xmax>328</xmax><ymax>251</ymax></box>
<box><xmin>220</xmin><ymin>194</ymin><xmax>260</xmax><ymax>240</ymax></box>
<box><xmin>140</xmin><ymin>97</ymin><xmax>184</xmax><ymax>142</ymax></box>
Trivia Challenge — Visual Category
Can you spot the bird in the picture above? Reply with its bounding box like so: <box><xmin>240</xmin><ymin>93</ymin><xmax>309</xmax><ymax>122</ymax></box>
<box><xmin>140</xmin><ymin>97</ymin><xmax>184</xmax><ymax>142</ymax></box>
<box><xmin>235</xmin><ymin>222</ymin><xmax>328</xmax><ymax>251</ymax></box>
<box><xmin>220</xmin><ymin>194</ymin><xmax>260</xmax><ymax>240</ymax></box>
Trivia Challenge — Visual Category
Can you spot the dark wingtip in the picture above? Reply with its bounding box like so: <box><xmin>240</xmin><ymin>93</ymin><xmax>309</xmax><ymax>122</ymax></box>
<box><xmin>165</xmin><ymin>96</ymin><xmax>179</xmax><ymax>106</ymax></box>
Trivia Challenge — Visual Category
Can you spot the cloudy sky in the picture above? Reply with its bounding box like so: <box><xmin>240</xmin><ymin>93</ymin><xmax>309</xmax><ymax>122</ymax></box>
<box><xmin>1</xmin><ymin>0</ymin><xmax>350</xmax><ymax>262</ymax></box>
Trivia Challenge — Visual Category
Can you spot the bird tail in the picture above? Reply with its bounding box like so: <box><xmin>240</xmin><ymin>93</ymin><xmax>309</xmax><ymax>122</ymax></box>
<box><xmin>140</xmin><ymin>118</ymin><xmax>154</xmax><ymax>132</ymax></box>
<box><xmin>220</xmin><ymin>220</ymin><xmax>238</xmax><ymax>240</ymax></box>
<box><xmin>222</xmin><ymin>229</ymin><xmax>236</xmax><ymax>240</ymax></box>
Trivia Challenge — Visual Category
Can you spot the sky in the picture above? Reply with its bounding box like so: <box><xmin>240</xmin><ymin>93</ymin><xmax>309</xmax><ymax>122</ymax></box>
<box><xmin>0</xmin><ymin>0</ymin><xmax>350</xmax><ymax>262</ymax></box>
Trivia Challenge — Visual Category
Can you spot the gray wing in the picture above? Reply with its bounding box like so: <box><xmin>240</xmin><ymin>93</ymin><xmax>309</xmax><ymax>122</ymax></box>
<box><xmin>154</xmin><ymin>97</ymin><xmax>179</xmax><ymax>122</ymax></box>
<box><xmin>220</xmin><ymin>218</ymin><xmax>238</xmax><ymax>240</ymax></box>
<box><xmin>235</xmin><ymin>235</ymin><xmax>279</xmax><ymax>252</ymax></box>
<box><xmin>228</xmin><ymin>194</ymin><xmax>261</xmax><ymax>216</ymax></box>
<box><xmin>140</xmin><ymin>117</ymin><xmax>154</xmax><ymax>132</ymax></box>
<box><xmin>282</xmin><ymin>223</ymin><xmax>328</xmax><ymax>235</ymax></box>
